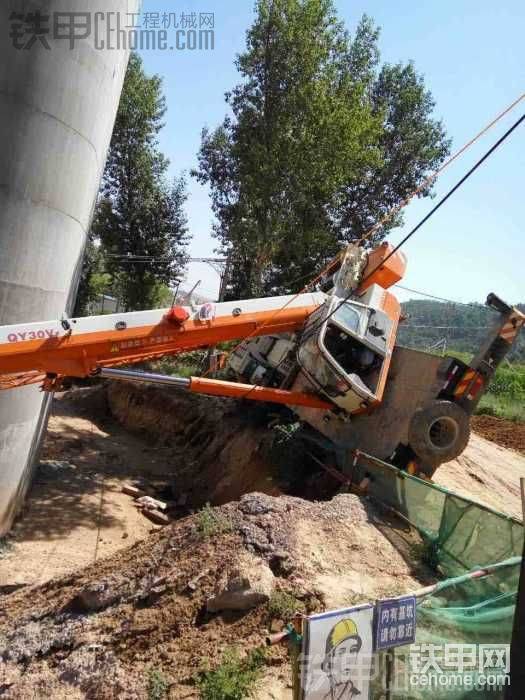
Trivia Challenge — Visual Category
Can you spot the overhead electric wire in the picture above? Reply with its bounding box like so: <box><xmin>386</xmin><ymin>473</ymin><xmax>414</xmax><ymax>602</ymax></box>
<box><xmin>304</xmin><ymin>110</ymin><xmax>525</xmax><ymax>339</ymax></box>
<box><xmin>258</xmin><ymin>110</ymin><xmax>525</xmax><ymax>381</ymax></box>
<box><xmin>402</xmin><ymin>324</ymin><xmax>490</xmax><ymax>330</ymax></box>
<box><xmin>353</xmin><ymin>92</ymin><xmax>525</xmax><ymax>247</ymax></box>
<box><xmin>393</xmin><ymin>284</ymin><xmax>493</xmax><ymax>310</ymax></box>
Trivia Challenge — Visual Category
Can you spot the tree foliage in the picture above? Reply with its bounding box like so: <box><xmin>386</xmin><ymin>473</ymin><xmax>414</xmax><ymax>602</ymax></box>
<box><xmin>76</xmin><ymin>53</ymin><xmax>189</xmax><ymax>314</ymax></box>
<box><xmin>73</xmin><ymin>236</ymin><xmax>108</xmax><ymax>315</ymax></box>
<box><xmin>193</xmin><ymin>2</ymin><xmax>450</xmax><ymax>299</ymax></box>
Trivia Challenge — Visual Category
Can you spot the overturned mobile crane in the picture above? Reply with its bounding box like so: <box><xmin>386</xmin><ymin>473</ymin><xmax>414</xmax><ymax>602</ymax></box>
<box><xmin>0</xmin><ymin>242</ymin><xmax>523</xmax><ymax>478</ymax></box>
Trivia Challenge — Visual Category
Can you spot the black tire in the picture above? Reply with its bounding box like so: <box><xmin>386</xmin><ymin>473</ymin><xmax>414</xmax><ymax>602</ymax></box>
<box><xmin>408</xmin><ymin>400</ymin><xmax>470</xmax><ymax>467</ymax></box>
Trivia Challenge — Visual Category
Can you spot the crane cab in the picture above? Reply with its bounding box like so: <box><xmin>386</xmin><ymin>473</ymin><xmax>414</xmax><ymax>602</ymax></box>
<box><xmin>296</xmin><ymin>284</ymin><xmax>401</xmax><ymax>414</ymax></box>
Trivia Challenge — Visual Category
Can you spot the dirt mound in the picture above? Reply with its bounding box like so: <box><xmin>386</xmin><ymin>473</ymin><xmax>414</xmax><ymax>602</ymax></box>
<box><xmin>472</xmin><ymin>414</ymin><xmax>525</xmax><ymax>455</ymax></box>
<box><xmin>7</xmin><ymin>384</ymin><xmax>522</xmax><ymax>696</ymax></box>
<box><xmin>0</xmin><ymin>493</ymin><xmax>430</xmax><ymax>699</ymax></box>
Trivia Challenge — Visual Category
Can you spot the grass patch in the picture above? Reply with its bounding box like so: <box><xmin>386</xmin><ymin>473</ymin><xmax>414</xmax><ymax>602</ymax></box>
<box><xmin>268</xmin><ymin>591</ymin><xmax>305</xmax><ymax>620</ymax></box>
<box><xmin>485</xmin><ymin>363</ymin><xmax>525</xmax><ymax>402</ymax></box>
<box><xmin>0</xmin><ymin>537</ymin><xmax>13</xmax><ymax>559</ymax></box>
<box><xmin>196</xmin><ymin>647</ymin><xmax>266</xmax><ymax>700</ymax></box>
<box><xmin>147</xmin><ymin>668</ymin><xmax>169</xmax><ymax>700</ymax></box>
<box><xmin>444</xmin><ymin>352</ymin><xmax>525</xmax><ymax>423</ymax></box>
<box><xmin>196</xmin><ymin>503</ymin><xmax>233</xmax><ymax>539</ymax></box>
<box><xmin>476</xmin><ymin>394</ymin><xmax>525</xmax><ymax>422</ymax></box>
<box><xmin>148</xmin><ymin>352</ymin><xmax>205</xmax><ymax>378</ymax></box>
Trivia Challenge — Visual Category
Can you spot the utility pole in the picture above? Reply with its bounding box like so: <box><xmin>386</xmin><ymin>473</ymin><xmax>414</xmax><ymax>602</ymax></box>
<box><xmin>427</xmin><ymin>337</ymin><xmax>447</xmax><ymax>356</ymax></box>
<box><xmin>203</xmin><ymin>253</ymin><xmax>232</xmax><ymax>374</ymax></box>
<box><xmin>216</xmin><ymin>253</ymin><xmax>232</xmax><ymax>304</ymax></box>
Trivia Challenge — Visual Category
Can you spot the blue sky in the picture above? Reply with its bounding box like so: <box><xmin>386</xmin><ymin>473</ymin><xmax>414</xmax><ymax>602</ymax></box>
<box><xmin>138</xmin><ymin>0</ymin><xmax>524</xmax><ymax>304</ymax></box>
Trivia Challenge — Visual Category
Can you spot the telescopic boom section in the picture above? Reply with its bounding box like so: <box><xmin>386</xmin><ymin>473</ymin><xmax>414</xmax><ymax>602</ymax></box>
<box><xmin>0</xmin><ymin>293</ymin><xmax>330</xmax><ymax>408</ymax></box>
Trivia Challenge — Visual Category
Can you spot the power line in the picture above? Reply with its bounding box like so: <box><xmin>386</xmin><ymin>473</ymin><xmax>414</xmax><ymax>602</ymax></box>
<box><xmin>305</xmin><ymin>111</ymin><xmax>525</xmax><ymax>338</ymax></box>
<box><xmin>219</xmin><ymin>94</ymin><xmax>525</xmax><ymax>379</ymax></box>
<box><xmin>238</xmin><ymin>109</ymin><xmax>525</xmax><ymax>383</ymax></box>
<box><xmin>401</xmin><ymin>324</ymin><xmax>491</xmax><ymax>330</ymax></box>
<box><xmin>394</xmin><ymin>284</ymin><xmax>492</xmax><ymax>310</ymax></box>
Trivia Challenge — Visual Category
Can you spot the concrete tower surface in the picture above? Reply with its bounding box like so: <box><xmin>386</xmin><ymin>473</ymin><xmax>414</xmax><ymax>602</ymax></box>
<box><xmin>0</xmin><ymin>1</ymin><xmax>139</xmax><ymax>534</ymax></box>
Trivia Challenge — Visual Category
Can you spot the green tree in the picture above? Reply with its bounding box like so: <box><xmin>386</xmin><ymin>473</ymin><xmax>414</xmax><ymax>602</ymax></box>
<box><xmin>74</xmin><ymin>233</ymin><xmax>106</xmax><ymax>315</ymax></box>
<box><xmin>194</xmin><ymin>3</ymin><xmax>449</xmax><ymax>299</ymax></box>
<box><xmin>76</xmin><ymin>53</ymin><xmax>189</xmax><ymax>314</ymax></box>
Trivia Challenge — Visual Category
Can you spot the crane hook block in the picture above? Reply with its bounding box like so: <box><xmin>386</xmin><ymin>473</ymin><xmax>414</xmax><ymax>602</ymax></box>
<box><xmin>164</xmin><ymin>306</ymin><xmax>190</xmax><ymax>325</ymax></box>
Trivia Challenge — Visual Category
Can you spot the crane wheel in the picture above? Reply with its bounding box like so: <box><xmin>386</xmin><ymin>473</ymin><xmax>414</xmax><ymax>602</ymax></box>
<box><xmin>408</xmin><ymin>400</ymin><xmax>470</xmax><ymax>467</ymax></box>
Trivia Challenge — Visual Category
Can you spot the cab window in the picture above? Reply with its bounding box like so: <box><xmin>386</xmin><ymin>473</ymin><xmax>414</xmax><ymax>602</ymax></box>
<box><xmin>323</xmin><ymin>324</ymin><xmax>379</xmax><ymax>373</ymax></box>
<box><xmin>332</xmin><ymin>303</ymin><xmax>361</xmax><ymax>334</ymax></box>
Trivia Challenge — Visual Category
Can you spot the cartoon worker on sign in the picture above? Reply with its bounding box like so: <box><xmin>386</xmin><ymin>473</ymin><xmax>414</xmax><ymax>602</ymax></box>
<box><xmin>321</xmin><ymin>618</ymin><xmax>363</xmax><ymax>699</ymax></box>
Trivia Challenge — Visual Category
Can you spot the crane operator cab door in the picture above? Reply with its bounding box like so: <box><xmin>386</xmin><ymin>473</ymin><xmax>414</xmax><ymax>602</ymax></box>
<box><xmin>296</xmin><ymin>285</ymin><xmax>401</xmax><ymax>414</ymax></box>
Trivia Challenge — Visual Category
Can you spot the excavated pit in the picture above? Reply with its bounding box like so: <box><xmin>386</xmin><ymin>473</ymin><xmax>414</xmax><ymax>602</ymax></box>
<box><xmin>107</xmin><ymin>382</ymin><xmax>280</xmax><ymax>505</ymax></box>
<box><xmin>105</xmin><ymin>381</ymin><xmax>339</xmax><ymax>507</ymax></box>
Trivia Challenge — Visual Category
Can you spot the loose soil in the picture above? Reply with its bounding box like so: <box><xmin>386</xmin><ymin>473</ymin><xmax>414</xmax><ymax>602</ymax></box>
<box><xmin>0</xmin><ymin>492</ymin><xmax>430</xmax><ymax>699</ymax></box>
<box><xmin>1</xmin><ymin>383</ymin><xmax>524</xmax><ymax>698</ymax></box>
<box><xmin>471</xmin><ymin>414</ymin><xmax>525</xmax><ymax>455</ymax></box>
<box><xmin>435</xmin><ymin>431</ymin><xmax>525</xmax><ymax>519</ymax></box>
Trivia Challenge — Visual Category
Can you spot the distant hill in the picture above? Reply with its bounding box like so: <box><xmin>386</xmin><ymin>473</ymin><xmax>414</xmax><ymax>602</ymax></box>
<box><xmin>398</xmin><ymin>299</ymin><xmax>525</xmax><ymax>362</ymax></box>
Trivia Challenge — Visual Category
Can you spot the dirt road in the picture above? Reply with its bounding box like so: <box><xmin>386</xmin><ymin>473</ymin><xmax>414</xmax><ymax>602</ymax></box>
<box><xmin>436</xmin><ymin>431</ymin><xmax>525</xmax><ymax>519</ymax></box>
<box><xmin>0</xmin><ymin>389</ymin><xmax>173</xmax><ymax>588</ymax></box>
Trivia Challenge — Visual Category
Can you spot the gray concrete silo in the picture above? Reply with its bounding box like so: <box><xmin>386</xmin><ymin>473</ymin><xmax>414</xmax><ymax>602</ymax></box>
<box><xmin>0</xmin><ymin>1</ymin><xmax>139</xmax><ymax>533</ymax></box>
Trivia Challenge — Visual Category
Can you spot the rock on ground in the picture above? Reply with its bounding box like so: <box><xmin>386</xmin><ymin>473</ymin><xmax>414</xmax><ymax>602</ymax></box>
<box><xmin>207</xmin><ymin>551</ymin><xmax>275</xmax><ymax>612</ymax></box>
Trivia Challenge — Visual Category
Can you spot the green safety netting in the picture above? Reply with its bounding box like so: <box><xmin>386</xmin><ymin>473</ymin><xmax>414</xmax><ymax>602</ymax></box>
<box><xmin>350</xmin><ymin>455</ymin><xmax>523</xmax><ymax>699</ymax></box>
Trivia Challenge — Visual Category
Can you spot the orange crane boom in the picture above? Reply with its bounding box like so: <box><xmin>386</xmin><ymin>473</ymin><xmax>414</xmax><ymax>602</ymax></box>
<box><xmin>0</xmin><ymin>292</ymin><xmax>330</xmax><ymax>408</ymax></box>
